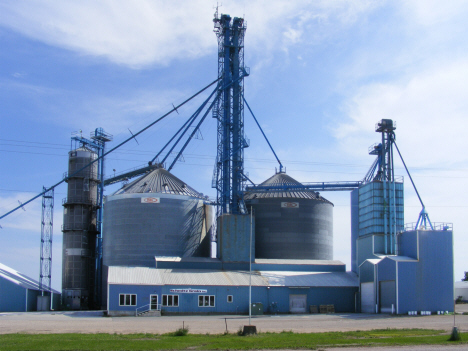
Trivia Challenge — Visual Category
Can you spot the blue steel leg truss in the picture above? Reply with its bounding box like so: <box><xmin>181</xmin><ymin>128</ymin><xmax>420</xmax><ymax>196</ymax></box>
<box><xmin>213</xmin><ymin>14</ymin><xmax>248</xmax><ymax>215</ymax></box>
<box><xmin>39</xmin><ymin>186</ymin><xmax>54</xmax><ymax>292</ymax></box>
<box><xmin>366</xmin><ymin>120</ymin><xmax>398</xmax><ymax>255</ymax></box>
<box><xmin>90</xmin><ymin>128</ymin><xmax>112</xmax><ymax>308</ymax></box>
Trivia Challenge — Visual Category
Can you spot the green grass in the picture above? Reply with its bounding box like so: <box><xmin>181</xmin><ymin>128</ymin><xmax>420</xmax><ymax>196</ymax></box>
<box><xmin>0</xmin><ymin>329</ymin><xmax>464</xmax><ymax>350</ymax></box>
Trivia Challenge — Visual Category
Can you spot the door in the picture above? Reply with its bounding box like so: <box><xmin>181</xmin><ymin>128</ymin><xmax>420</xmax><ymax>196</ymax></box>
<box><xmin>289</xmin><ymin>294</ymin><xmax>307</xmax><ymax>313</ymax></box>
<box><xmin>379</xmin><ymin>280</ymin><xmax>396</xmax><ymax>313</ymax></box>
<box><xmin>150</xmin><ymin>295</ymin><xmax>159</xmax><ymax>310</ymax></box>
<box><xmin>361</xmin><ymin>282</ymin><xmax>375</xmax><ymax>313</ymax></box>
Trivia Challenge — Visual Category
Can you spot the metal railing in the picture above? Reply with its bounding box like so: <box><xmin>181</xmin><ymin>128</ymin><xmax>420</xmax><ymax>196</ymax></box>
<box><xmin>63</xmin><ymin>170</ymin><xmax>101</xmax><ymax>182</ymax></box>
<box><xmin>245</xmin><ymin>181</ymin><xmax>363</xmax><ymax>192</ymax></box>
<box><xmin>404</xmin><ymin>222</ymin><xmax>453</xmax><ymax>231</ymax></box>
<box><xmin>135</xmin><ymin>303</ymin><xmax>161</xmax><ymax>316</ymax></box>
<box><xmin>62</xmin><ymin>223</ymin><xmax>88</xmax><ymax>231</ymax></box>
<box><xmin>62</xmin><ymin>196</ymin><xmax>97</xmax><ymax>206</ymax></box>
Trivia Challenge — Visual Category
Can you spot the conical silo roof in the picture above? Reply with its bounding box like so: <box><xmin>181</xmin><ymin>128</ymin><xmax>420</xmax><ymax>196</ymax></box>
<box><xmin>244</xmin><ymin>172</ymin><xmax>333</xmax><ymax>204</ymax></box>
<box><xmin>112</xmin><ymin>167</ymin><xmax>205</xmax><ymax>198</ymax></box>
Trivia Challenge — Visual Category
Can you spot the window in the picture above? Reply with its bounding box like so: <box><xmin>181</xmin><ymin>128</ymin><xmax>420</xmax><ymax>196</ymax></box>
<box><xmin>227</xmin><ymin>295</ymin><xmax>233</xmax><ymax>303</ymax></box>
<box><xmin>162</xmin><ymin>294</ymin><xmax>179</xmax><ymax>307</ymax></box>
<box><xmin>119</xmin><ymin>294</ymin><xmax>136</xmax><ymax>306</ymax></box>
<box><xmin>198</xmin><ymin>295</ymin><xmax>215</xmax><ymax>307</ymax></box>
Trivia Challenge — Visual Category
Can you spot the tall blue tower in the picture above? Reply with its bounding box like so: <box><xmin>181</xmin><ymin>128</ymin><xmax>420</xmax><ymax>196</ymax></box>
<box><xmin>212</xmin><ymin>13</ymin><xmax>253</xmax><ymax>263</ymax></box>
<box><xmin>212</xmin><ymin>13</ymin><xmax>249</xmax><ymax>215</ymax></box>
<box><xmin>351</xmin><ymin>119</ymin><xmax>404</xmax><ymax>273</ymax></box>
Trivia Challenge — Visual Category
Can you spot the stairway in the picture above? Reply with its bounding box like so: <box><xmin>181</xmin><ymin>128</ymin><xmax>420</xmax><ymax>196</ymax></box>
<box><xmin>136</xmin><ymin>310</ymin><xmax>161</xmax><ymax>317</ymax></box>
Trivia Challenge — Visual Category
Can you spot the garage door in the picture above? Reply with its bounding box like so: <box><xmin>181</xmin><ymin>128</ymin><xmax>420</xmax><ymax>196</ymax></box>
<box><xmin>289</xmin><ymin>294</ymin><xmax>307</xmax><ymax>313</ymax></box>
<box><xmin>379</xmin><ymin>280</ymin><xmax>396</xmax><ymax>313</ymax></box>
<box><xmin>361</xmin><ymin>282</ymin><xmax>375</xmax><ymax>313</ymax></box>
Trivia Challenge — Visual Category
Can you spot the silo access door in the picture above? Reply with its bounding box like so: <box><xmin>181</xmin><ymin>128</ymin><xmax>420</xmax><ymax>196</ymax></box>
<box><xmin>289</xmin><ymin>294</ymin><xmax>307</xmax><ymax>313</ymax></box>
<box><xmin>379</xmin><ymin>280</ymin><xmax>396</xmax><ymax>313</ymax></box>
<box><xmin>361</xmin><ymin>282</ymin><xmax>375</xmax><ymax>313</ymax></box>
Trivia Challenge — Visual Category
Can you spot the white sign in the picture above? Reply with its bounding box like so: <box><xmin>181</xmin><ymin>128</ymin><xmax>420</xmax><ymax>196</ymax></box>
<box><xmin>169</xmin><ymin>288</ymin><xmax>207</xmax><ymax>294</ymax></box>
<box><xmin>281</xmin><ymin>202</ymin><xmax>299</xmax><ymax>208</ymax></box>
<box><xmin>141</xmin><ymin>197</ymin><xmax>160</xmax><ymax>204</ymax></box>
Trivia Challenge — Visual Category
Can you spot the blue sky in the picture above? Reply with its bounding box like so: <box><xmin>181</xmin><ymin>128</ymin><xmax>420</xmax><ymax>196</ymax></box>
<box><xmin>1</xmin><ymin>1</ymin><xmax>467</xmax><ymax>291</ymax></box>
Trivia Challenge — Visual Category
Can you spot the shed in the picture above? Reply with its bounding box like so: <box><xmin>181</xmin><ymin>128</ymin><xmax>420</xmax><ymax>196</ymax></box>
<box><xmin>0</xmin><ymin>263</ymin><xmax>60</xmax><ymax>312</ymax></box>
<box><xmin>455</xmin><ymin>281</ymin><xmax>468</xmax><ymax>302</ymax></box>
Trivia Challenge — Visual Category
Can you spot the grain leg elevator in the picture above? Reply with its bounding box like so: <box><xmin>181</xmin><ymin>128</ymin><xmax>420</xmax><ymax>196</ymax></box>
<box><xmin>351</xmin><ymin>120</ymin><xmax>454</xmax><ymax>314</ymax></box>
<box><xmin>212</xmin><ymin>14</ymin><xmax>254</xmax><ymax>262</ymax></box>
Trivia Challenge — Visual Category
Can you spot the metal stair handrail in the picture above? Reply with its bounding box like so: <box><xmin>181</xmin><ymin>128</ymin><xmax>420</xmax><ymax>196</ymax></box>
<box><xmin>135</xmin><ymin>303</ymin><xmax>161</xmax><ymax>316</ymax></box>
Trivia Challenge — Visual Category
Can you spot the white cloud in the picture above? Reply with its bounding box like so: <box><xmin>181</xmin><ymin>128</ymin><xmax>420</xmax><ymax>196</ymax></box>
<box><xmin>0</xmin><ymin>0</ymin><xmax>379</xmax><ymax>68</ymax></box>
<box><xmin>401</xmin><ymin>0</ymin><xmax>468</xmax><ymax>27</ymax></box>
<box><xmin>77</xmin><ymin>88</ymin><xmax>191</xmax><ymax>136</ymax></box>
<box><xmin>0</xmin><ymin>192</ymin><xmax>43</xmax><ymax>231</ymax></box>
<box><xmin>335</xmin><ymin>58</ymin><xmax>468</xmax><ymax>168</ymax></box>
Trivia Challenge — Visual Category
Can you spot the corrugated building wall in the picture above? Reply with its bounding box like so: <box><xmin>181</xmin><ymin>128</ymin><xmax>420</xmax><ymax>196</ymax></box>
<box><xmin>358</xmin><ymin>229</ymin><xmax>454</xmax><ymax>314</ymax></box>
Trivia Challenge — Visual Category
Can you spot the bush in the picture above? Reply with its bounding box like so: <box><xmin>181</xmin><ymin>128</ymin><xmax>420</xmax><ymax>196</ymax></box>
<box><xmin>173</xmin><ymin>327</ymin><xmax>189</xmax><ymax>336</ymax></box>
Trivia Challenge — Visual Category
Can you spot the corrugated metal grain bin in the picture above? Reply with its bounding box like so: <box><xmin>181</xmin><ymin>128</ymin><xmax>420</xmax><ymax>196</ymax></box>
<box><xmin>244</xmin><ymin>172</ymin><xmax>333</xmax><ymax>260</ymax></box>
<box><xmin>103</xmin><ymin>167</ymin><xmax>213</xmax><ymax>268</ymax></box>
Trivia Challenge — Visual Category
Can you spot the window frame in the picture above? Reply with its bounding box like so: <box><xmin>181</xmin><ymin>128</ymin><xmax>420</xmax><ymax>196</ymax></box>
<box><xmin>162</xmin><ymin>294</ymin><xmax>179</xmax><ymax>307</ymax></box>
<box><xmin>198</xmin><ymin>295</ymin><xmax>215</xmax><ymax>307</ymax></box>
<box><xmin>227</xmin><ymin>295</ymin><xmax>233</xmax><ymax>303</ymax></box>
<box><xmin>119</xmin><ymin>293</ymin><xmax>137</xmax><ymax>306</ymax></box>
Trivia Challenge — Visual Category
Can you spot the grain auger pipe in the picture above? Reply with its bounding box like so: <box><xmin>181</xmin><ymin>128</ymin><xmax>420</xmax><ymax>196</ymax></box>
<box><xmin>243</xmin><ymin>97</ymin><xmax>284</xmax><ymax>173</ymax></box>
<box><xmin>0</xmin><ymin>78</ymin><xmax>220</xmax><ymax>223</ymax></box>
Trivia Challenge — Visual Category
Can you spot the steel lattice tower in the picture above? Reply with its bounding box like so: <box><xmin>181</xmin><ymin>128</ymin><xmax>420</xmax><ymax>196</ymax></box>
<box><xmin>369</xmin><ymin>119</ymin><xmax>399</xmax><ymax>254</ymax></box>
<box><xmin>39</xmin><ymin>186</ymin><xmax>54</xmax><ymax>292</ymax></box>
<box><xmin>213</xmin><ymin>13</ymin><xmax>249</xmax><ymax>215</ymax></box>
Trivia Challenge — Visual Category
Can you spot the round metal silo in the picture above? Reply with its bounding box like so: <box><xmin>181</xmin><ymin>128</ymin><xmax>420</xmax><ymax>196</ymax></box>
<box><xmin>62</xmin><ymin>147</ymin><xmax>99</xmax><ymax>309</ymax></box>
<box><xmin>244</xmin><ymin>172</ymin><xmax>334</xmax><ymax>260</ymax></box>
<box><xmin>102</xmin><ymin>167</ymin><xmax>212</xmax><ymax>268</ymax></box>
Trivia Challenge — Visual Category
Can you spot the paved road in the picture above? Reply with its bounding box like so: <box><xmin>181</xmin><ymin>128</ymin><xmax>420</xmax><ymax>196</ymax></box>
<box><xmin>0</xmin><ymin>310</ymin><xmax>467</xmax><ymax>335</ymax></box>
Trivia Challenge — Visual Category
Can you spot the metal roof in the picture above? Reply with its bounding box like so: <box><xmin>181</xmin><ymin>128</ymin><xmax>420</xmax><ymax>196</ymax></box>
<box><xmin>0</xmin><ymin>263</ymin><xmax>60</xmax><ymax>293</ymax></box>
<box><xmin>254</xmin><ymin>259</ymin><xmax>344</xmax><ymax>266</ymax></box>
<box><xmin>155</xmin><ymin>256</ymin><xmax>221</xmax><ymax>263</ymax></box>
<box><xmin>262</xmin><ymin>271</ymin><xmax>358</xmax><ymax>287</ymax></box>
<box><xmin>386</xmin><ymin>256</ymin><xmax>418</xmax><ymax>262</ymax></box>
<box><xmin>361</xmin><ymin>256</ymin><xmax>418</xmax><ymax>267</ymax></box>
<box><xmin>360</xmin><ymin>259</ymin><xmax>382</xmax><ymax>266</ymax></box>
<box><xmin>244</xmin><ymin>172</ymin><xmax>333</xmax><ymax>203</ymax></box>
<box><xmin>112</xmin><ymin>167</ymin><xmax>205</xmax><ymax>198</ymax></box>
<box><xmin>155</xmin><ymin>257</ymin><xmax>344</xmax><ymax>266</ymax></box>
<box><xmin>161</xmin><ymin>269</ymin><xmax>268</xmax><ymax>286</ymax></box>
<box><xmin>108</xmin><ymin>266</ymin><xmax>163</xmax><ymax>285</ymax></box>
<box><xmin>107</xmin><ymin>266</ymin><xmax>358</xmax><ymax>288</ymax></box>
<box><xmin>108</xmin><ymin>266</ymin><xmax>267</xmax><ymax>286</ymax></box>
